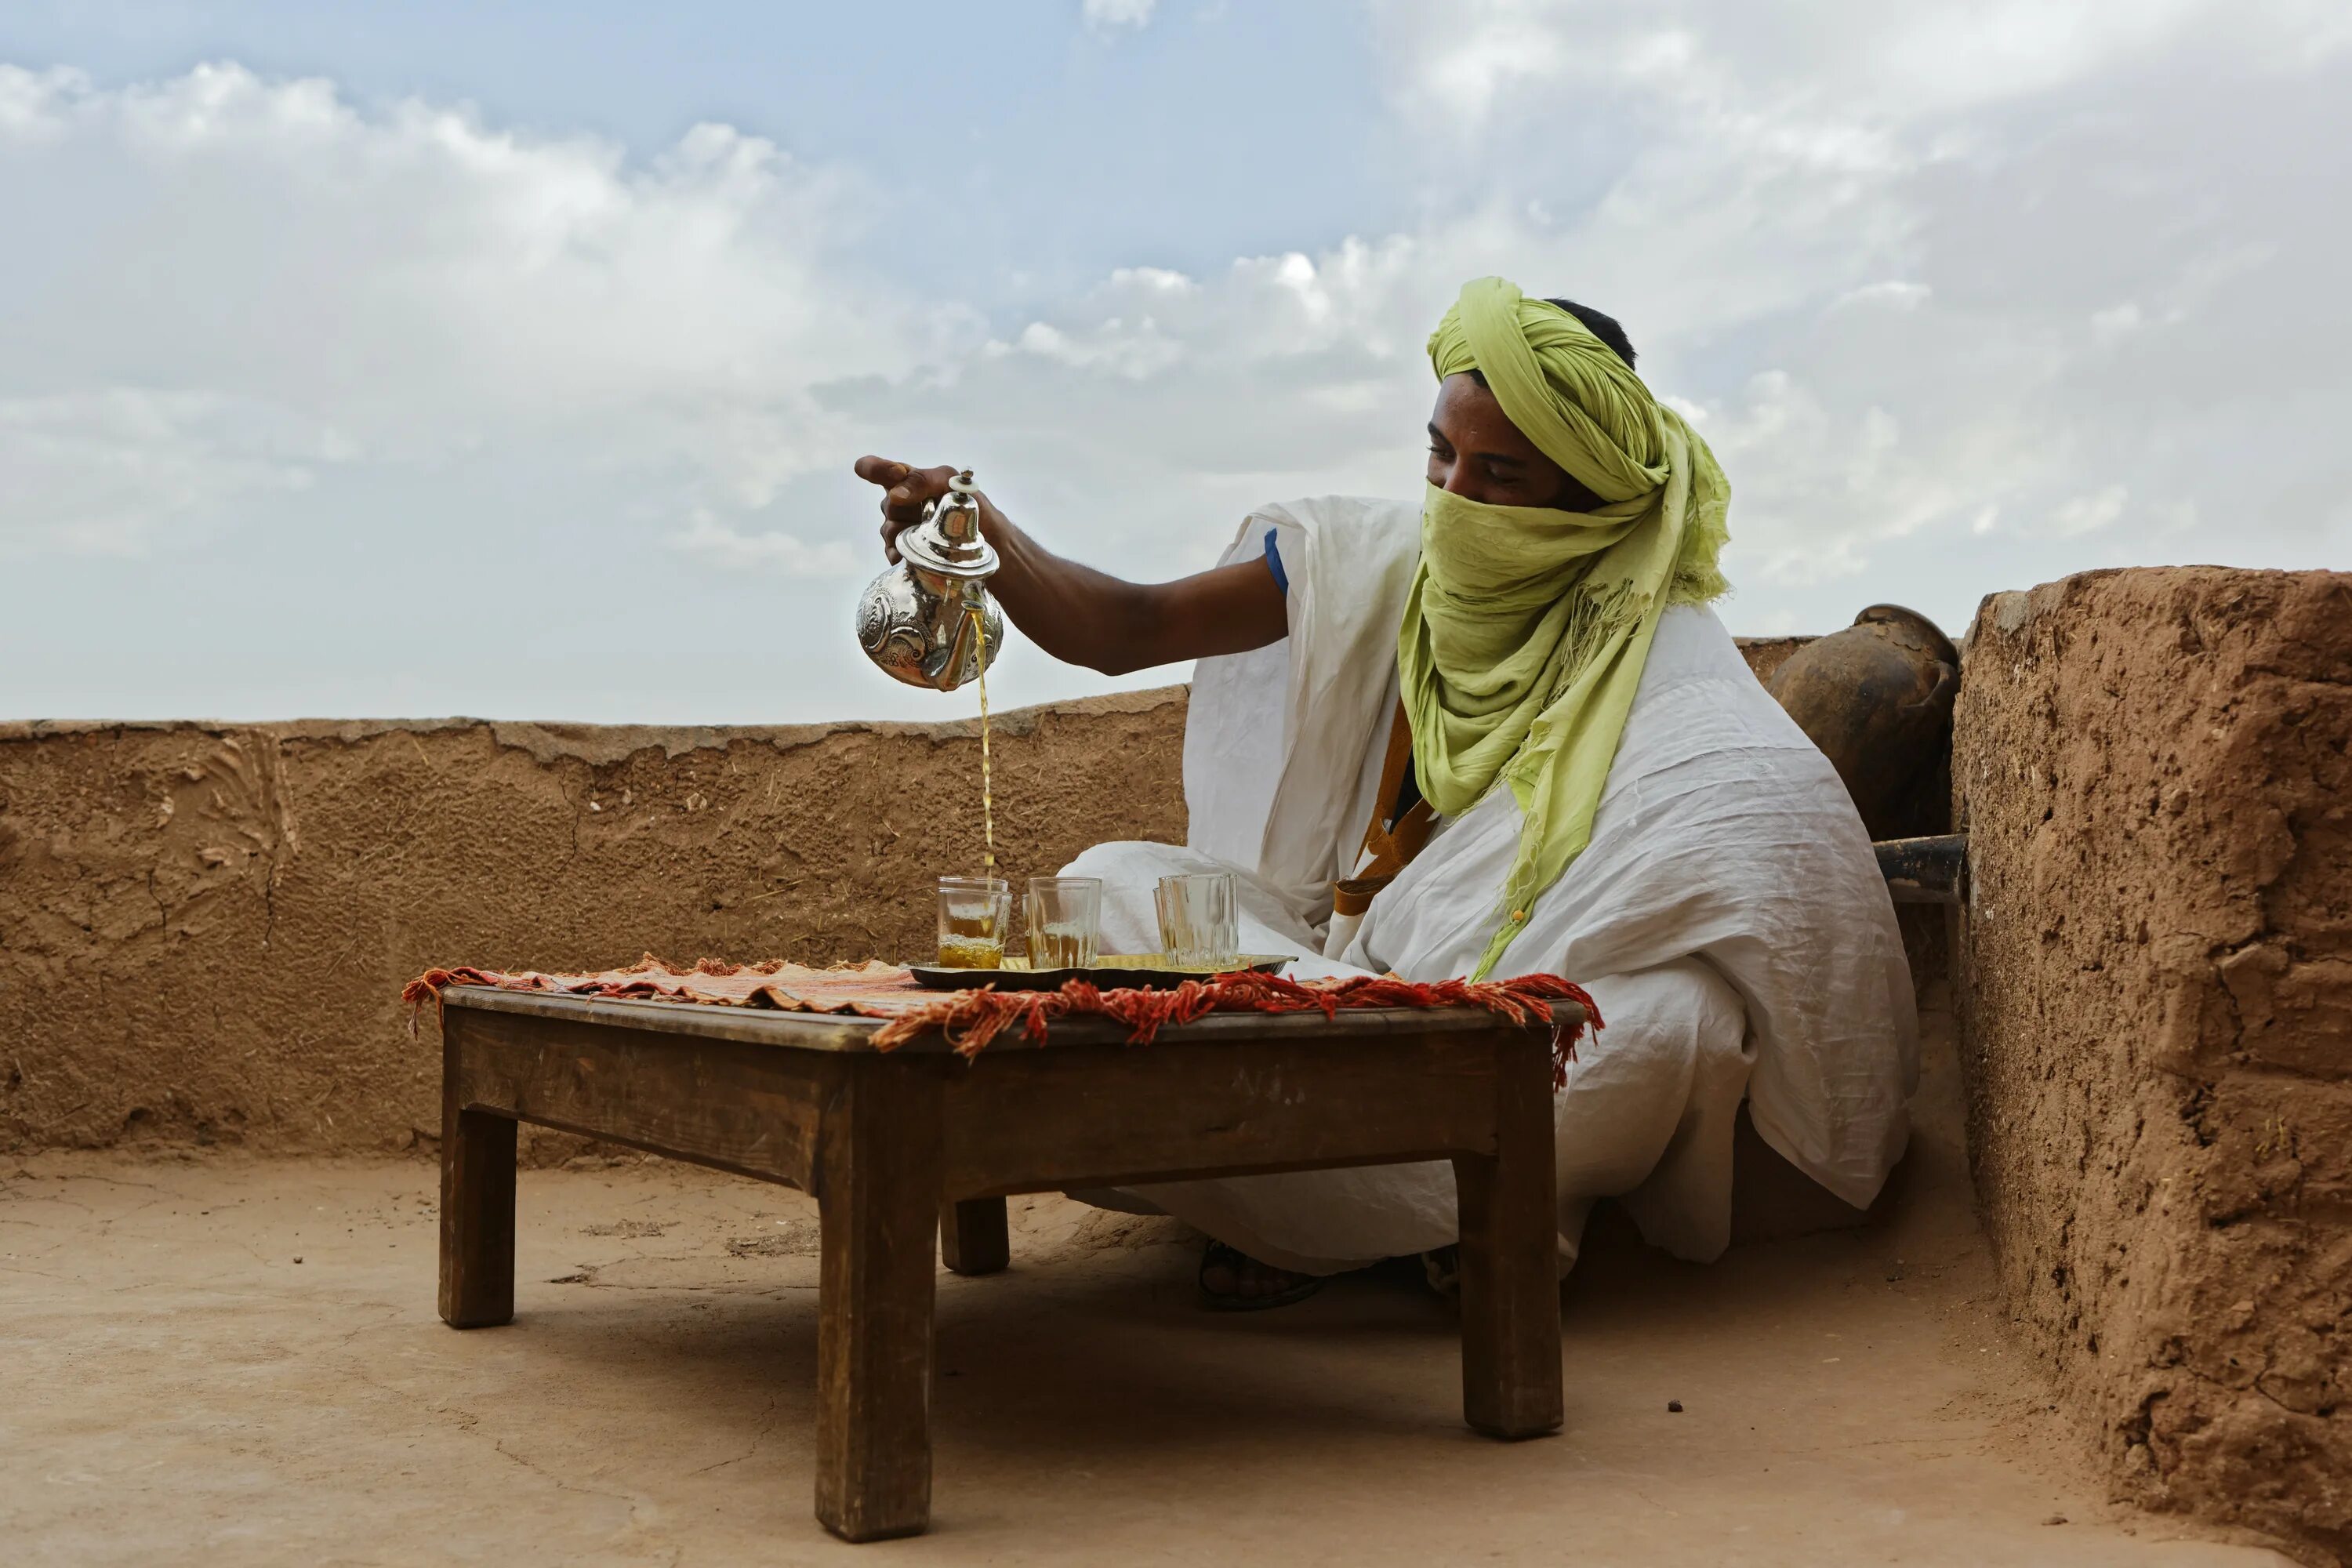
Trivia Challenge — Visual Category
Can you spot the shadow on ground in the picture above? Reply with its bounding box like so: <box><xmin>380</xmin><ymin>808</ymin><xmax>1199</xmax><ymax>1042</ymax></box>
<box><xmin>0</xmin><ymin>1012</ymin><xmax>2298</xmax><ymax>1566</ymax></box>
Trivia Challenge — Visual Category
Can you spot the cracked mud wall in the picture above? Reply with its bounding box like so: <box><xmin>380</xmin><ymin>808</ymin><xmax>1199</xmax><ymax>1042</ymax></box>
<box><xmin>1955</xmin><ymin>568</ymin><xmax>2350</xmax><ymax>1564</ymax></box>
<box><xmin>0</xmin><ymin>639</ymin><xmax>1817</xmax><ymax>1163</ymax></box>
<box><xmin>0</xmin><ymin>693</ymin><xmax>1190</xmax><ymax>1156</ymax></box>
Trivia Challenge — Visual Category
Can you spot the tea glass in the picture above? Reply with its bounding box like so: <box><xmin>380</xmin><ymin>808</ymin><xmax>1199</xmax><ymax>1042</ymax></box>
<box><xmin>935</xmin><ymin>875</ymin><xmax>1011</xmax><ymax>969</ymax></box>
<box><xmin>1155</xmin><ymin>870</ymin><xmax>1240</xmax><ymax>970</ymax></box>
<box><xmin>1022</xmin><ymin>877</ymin><xmax>1102</xmax><ymax>969</ymax></box>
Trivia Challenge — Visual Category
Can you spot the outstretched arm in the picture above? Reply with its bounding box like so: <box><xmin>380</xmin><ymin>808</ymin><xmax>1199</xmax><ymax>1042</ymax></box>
<box><xmin>855</xmin><ymin>458</ymin><xmax>1287</xmax><ymax>677</ymax></box>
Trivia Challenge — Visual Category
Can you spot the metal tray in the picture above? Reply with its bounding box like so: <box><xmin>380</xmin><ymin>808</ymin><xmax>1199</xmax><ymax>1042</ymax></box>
<box><xmin>908</xmin><ymin>953</ymin><xmax>1290</xmax><ymax>992</ymax></box>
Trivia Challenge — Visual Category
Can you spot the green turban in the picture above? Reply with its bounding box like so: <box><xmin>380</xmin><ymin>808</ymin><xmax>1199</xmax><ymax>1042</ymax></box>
<box><xmin>1399</xmin><ymin>277</ymin><xmax>1731</xmax><ymax>978</ymax></box>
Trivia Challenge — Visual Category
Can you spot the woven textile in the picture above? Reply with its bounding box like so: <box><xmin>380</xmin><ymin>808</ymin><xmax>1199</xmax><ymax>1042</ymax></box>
<box><xmin>403</xmin><ymin>956</ymin><xmax>1596</xmax><ymax>1084</ymax></box>
<box><xmin>403</xmin><ymin>956</ymin><xmax>927</xmax><ymax>1015</ymax></box>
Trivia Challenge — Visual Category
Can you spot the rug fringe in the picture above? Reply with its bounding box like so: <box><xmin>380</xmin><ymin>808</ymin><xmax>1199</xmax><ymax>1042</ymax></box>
<box><xmin>402</xmin><ymin>960</ymin><xmax>1599</xmax><ymax>1079</ymax></box>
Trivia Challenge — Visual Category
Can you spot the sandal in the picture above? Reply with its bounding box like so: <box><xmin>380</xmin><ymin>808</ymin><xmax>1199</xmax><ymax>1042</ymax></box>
<box><xmin>1419</xmin><ymin>1244</ymin><xmax>1461</xmax><ymax>1298</ymax></box>
<box><xmin>1197</xmin><ymin>1240</ymin><xmax>1323</xmax><ymax>1312</ymax></box>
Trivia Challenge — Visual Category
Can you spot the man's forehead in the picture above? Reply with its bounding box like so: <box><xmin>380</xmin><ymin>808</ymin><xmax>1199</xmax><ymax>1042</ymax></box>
<box><xmin>1431</xmin><ymin>376</ymin><xmax>1538</xmax><ymax>456</ymax></box>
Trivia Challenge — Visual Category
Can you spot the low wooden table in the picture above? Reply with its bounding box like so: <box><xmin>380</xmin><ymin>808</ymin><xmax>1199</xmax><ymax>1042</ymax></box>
<box><xmin>434</xmin><ymin>985</ymin><xmax>1573</xmax><ymax>1541</ymax></box>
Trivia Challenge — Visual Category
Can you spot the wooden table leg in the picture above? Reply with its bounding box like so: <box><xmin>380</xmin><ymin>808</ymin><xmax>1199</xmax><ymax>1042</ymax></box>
<box><xmin>939</xmin><ymin>1197</ymin><xmax>1010</xmax><ymax>1276</ymax></box>
<box><xmin>1453</xmin><ymin>1034</ymin><xmax>1564</xmax><ymax>1439</ymax></box>
<box><xmin>438</xmin><ymin>1021</ymin><xmax>517</xmax><ymax>1328</ymax></box>
<box><xmin>815</xmin><ymin>1062</ymin><xmax>944</xmax><ymax>1541</ymax></box>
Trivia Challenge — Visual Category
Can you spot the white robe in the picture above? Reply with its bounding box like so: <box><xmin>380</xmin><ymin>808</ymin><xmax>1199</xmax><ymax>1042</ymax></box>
<box><xmin>1065</xmin><ymin>496</ymin><xmax>1918</xmax><ymax>1273</ymax></box>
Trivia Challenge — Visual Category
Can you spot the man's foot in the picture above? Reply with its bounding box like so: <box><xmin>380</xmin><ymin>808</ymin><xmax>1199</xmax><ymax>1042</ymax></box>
<box><xmin>1197</xmin><ymin>1240</ymin><xmax>1322</xmax><ymax>1311</ymax></box>
<box><xmin>1419</xmin><ymin>1243</ymin><xmax>1461</xmax><ymax>1298</ymax></box>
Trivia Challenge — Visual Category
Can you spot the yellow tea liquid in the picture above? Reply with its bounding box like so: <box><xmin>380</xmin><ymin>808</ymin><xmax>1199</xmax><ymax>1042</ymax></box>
<box><xmin>937</xmin><ymin>908</ymin><xmax>1003</xmax><ymax>969</ymax></box>
<box><xmin>936</xmin><ymin>934</ymin><xmax>1004</xmax><ymax>969</ymax></box>
<box><xmin>971</xmin><ymin>604</ymin><xmax>996</xmax><ymax>879</ymax></box>
<box><xmin>946</xmin><ymin>611</ymin><xmax>1003</xmax><ymax>974</ymax></box>
<box><xmin>931</xmin><ymin>608</ymin><xmax>1007</xmax><ymax>972</ymax></box>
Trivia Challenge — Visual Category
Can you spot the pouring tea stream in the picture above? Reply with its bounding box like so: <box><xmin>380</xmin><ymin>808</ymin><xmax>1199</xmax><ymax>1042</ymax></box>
<box><xmin>856</xmin><ymin>470</ymin><xmax>1007</xmax><ymax>935</ymax></box>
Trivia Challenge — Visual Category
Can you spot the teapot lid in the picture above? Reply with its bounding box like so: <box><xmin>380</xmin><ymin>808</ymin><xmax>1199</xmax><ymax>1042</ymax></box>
<box><xmin>899</xmin><ymin>471</ymin><xmax>998</xmax><ymax>580</ymax></box>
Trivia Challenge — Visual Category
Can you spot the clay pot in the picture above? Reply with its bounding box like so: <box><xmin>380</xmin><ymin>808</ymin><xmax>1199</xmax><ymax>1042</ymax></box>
<box><xmin>1766</xmin><ymin>604</ymin><xmax>1960</xmax><ymax>840</ymax></box>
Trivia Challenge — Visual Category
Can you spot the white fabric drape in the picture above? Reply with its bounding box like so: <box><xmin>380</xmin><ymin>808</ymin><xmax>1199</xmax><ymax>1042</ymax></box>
<box><xmin>1065</xmin><ymin>495</ymin><xmax>1917</xmax><ymax>1272</ymax></box>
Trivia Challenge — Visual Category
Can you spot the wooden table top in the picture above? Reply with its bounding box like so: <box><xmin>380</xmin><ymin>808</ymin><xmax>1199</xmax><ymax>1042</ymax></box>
<box><xmin>438</xmin><ymin>982</ymin><xmax>1585</xmax><ymax>1056</ymax></box>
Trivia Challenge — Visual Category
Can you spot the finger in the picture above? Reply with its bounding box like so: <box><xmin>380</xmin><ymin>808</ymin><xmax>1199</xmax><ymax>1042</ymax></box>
<box><xmin>897</xmin><ymin>463</ymin><xmax>957</xmax><ymax>498</ymax></box>
<box><xmin>853</xmin><ymin>455</ymin><xmax>911</xmax><ymax>486</ymax></box>
<box><xmin>884</xmin><ymin>466</ymin><xmax>961</xmax><ymax>523</ymax></box>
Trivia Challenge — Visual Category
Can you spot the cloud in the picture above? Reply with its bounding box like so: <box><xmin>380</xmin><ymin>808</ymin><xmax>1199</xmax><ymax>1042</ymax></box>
<box><xmin>3</xmin><ymin>4</ymin><xmax>2348</xmax><ymax>722</ymax></box>
<box><xmin>0</xmin><ymin>389</ymin><xmax>328</xmax><ymax>557</ymax></box>
<box><xmin>1334</xmin><ymin>0</ymin><xmax>2352</xmax><ymax>608</ymax></box>
<box><xmin>670</xmin><ymin>511</ymin><xmax>860</xmax><ymax>577</ymax></box>
<box><xmin>2053</xmin><ymin>485</ymin><xmax>2129</xmax><ymax>539</ymax></box>
<box><xmin>1007</xmin><ymin>318</ymin><xmax>1186</xmax><ymax>379</ymax></box>
<box><xmin>0</xmin><ymin>62</ymin><xmax>942</xmax><ymax>559</ymax></box>
<box><xmin>856</xmin><ymin>0</ymin><xmax>2343</xmax><ymax>630</ymax></box>
<box><xmin>900</xmin><ymin>0</ymin><xmax>2350</xmax><ymax>612</ymax></box>
<box><xmin>1083</xmin><ymin>0</ymin><xmax>1160</xmax><ymax>31</ymax></box>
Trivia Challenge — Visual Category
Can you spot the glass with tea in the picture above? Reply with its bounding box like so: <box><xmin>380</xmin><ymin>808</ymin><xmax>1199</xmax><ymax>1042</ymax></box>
<box><xmin>1022</xmin><ymin>877</ymin><xmax>1102</xmax><ymax>969</ymax></box>
<box><xmin>936</xmin><ymin>875</ymin><xmax>1011</xmax><ymax>969</ymax></box>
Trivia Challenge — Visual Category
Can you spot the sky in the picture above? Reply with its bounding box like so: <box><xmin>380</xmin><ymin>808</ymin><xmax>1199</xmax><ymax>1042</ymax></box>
<box><xmin>3</xmin><ymin>0</ymin><xmax>2347</xmax><ymax>724</ymax></box>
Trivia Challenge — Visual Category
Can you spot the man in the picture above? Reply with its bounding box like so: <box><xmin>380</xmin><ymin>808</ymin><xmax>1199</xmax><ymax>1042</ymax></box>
<box><xmin>855</xmin><ymin>277</ymin><xmax>1916</xmax><ymax>1308</ymax></box>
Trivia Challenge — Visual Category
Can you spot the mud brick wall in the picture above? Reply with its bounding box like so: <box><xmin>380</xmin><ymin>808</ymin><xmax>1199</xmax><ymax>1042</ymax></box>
<box><xmin>1954</xmin><ymin>568</ymin><xmax>2349</xmax><ymax>1563</ymax></box>
<box><xmin>0</xmin><ymin>693</ymin><xmax>1189</xmax><ymax>1156</ymax></box>
<box><xmin>0</xmin><ymin>641</ymin><xmax>1818</xmax><ymax>1160</ymax></box>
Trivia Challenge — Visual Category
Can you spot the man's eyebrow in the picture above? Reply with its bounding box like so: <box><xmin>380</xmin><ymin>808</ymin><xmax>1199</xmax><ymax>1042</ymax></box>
<box><xmin>1428</xmin><ymin>424</ymin><xmax>1526</xmax><ymax>465</ymax></box>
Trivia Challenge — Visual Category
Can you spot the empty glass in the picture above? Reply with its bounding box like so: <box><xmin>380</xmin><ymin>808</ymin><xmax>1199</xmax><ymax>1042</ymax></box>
<box><xmin>1023</xmin><ymin>877</ymin><xmax>1102</xmax><ymax>969</ymax></box>
<box><xmin>1156</xmin><ymin>870</ymin><xmax>1240</xmax><ymax>970</ymax></box>
<box><xmin>936</xmin><ymin>876</ymin><xmax>1010</xmax><ymax>969</ymax></box>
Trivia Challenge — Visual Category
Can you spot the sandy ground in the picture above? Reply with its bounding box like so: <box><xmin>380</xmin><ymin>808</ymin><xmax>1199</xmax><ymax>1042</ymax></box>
<box><xmin>1</xmin><ymin>1027</ymin><xmax>2299</xmax><ymax>1567</ymax></box>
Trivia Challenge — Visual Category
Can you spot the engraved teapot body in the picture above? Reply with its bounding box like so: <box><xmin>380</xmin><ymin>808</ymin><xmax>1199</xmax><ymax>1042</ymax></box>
<box><xmin>855</xmin><ymin>471</ymin><xmax>1005</xmax><ymax>692</ymax></box>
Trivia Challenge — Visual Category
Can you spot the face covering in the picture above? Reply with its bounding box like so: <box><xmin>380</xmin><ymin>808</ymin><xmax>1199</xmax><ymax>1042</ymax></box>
<box><xmin>1399</xmin><ymin>277</ymin><xmax>1731</xmax><ymax>977</ymax></box>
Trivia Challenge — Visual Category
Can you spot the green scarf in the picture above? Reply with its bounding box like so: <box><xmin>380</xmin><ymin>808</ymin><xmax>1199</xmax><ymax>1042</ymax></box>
<box><xmin>1399</xmin><ymin>277</ymin><xmax>1731</xmax><ymax>978</ymax></box>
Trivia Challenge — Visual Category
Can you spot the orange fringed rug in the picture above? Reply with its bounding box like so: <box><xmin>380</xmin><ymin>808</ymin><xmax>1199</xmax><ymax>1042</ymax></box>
<box><xmin>403</xmin><ymin>956</ymin><xmax>929</xmax><ymax>1016</ymax></box>
<box><xmin>403</xmin><ymin>956</ymin><xmax>1599</xmax><ymax>1086</ymax></box>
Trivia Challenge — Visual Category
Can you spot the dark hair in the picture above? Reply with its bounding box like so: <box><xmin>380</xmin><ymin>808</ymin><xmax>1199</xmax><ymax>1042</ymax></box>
<box><xmin>1544</xmin><ymin>297</ymin><xmax>1635</xmax><ymax>368</ymax></box>
<box><xmin>1463</xmin><ymin>296</ymin><xmax>1639</xmax><ymax>397</ymax></box>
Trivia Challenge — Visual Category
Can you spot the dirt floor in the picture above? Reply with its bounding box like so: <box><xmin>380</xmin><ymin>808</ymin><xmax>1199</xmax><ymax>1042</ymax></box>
<box><xmin>1</xmin><ymin>1018</ymin><xmax>2299</xmax><ymax>1566</ymax></box>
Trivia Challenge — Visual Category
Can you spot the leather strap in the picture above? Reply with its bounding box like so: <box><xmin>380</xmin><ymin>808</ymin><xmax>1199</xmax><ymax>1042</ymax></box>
<box><xmin>1332</xmin><ymin>703</ymin><xmax>1435</xmax><ymax>917</ymax></box>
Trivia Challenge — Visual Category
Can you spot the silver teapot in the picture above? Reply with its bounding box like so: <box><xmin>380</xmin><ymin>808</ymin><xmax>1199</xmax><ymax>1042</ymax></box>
<box><xmin>855</xmin><ymin>470</ymin><xmax>1005</xmax><ymax>691</ymax></box>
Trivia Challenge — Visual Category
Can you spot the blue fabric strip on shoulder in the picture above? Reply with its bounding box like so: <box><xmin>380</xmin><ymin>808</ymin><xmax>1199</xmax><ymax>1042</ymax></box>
<box><xmin>1262</xmin><ymin>528</ymin><xmax>1289</xmax><ymax>596</ymax></box>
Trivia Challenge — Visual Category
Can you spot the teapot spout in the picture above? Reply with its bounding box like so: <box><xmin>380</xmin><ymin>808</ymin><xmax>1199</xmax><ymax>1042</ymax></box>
<box><xmin>924</xmin><ymin>583</ymin><xmax>1001</xmax><ymax>692</ymax></box>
